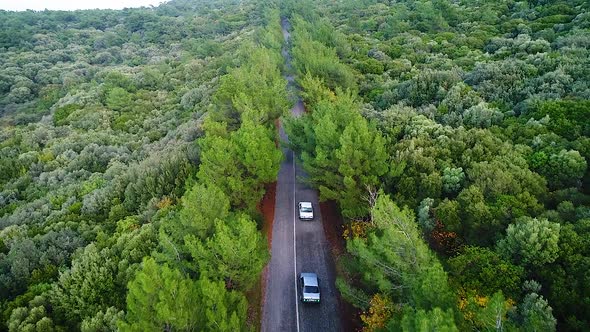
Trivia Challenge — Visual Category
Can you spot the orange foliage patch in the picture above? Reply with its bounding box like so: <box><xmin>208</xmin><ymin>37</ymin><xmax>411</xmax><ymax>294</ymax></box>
<box><xmin>430</xmin><ymin>220</ymin><xmax>461</xmax><ymax>255</ymax></box>
<box><xmin>342</xmin><ymin>220</ymin><xmax>372</xmax><ymax>240</ymax></box>
<box><xmin>156</xmin><ymin>196</ymin><xmax>174</xmax><ymax>210</ymax></box>
<box><xmin>361</xmin><ymin>294</ymin><xmax>395</xmax><ymax>332</ymax></box>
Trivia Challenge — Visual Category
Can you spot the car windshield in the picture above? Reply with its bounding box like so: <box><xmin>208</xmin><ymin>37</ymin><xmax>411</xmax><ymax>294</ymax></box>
<box><xmin>304</xmin><ymin>285</ymin><xmax>319</xmax><ymax>293</ymax></box>
<box><xmin>300</xmin><ymin>206</ymin><xmax>312</xmax><ymax>212</ymax></box>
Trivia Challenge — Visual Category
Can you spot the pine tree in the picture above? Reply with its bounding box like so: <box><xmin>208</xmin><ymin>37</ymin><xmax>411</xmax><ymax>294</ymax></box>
<box><xmin>346</xmin><ymin>194</ymin><xmax>454</xmax><ymax>312</ymax></box>
<box><xmin>333</xmin><ymin>116</ymin><xmax>388</xmax><ymax>218</ymax></box>
<box><xmin>198</xmin><ymin>120</ymin><xmax>281</xmax><ymax>212</ymax></box>
<box><xmin>199</xmin><ymin>277</ymin><xmax>248</xmax><ymax>332</ymax></box>
<box><xmin>119</xmin><ymin>258</ymin><xmax>249</xmax><ymax>331</ymax></box>
<box><xmin>197</xmin><ymin>134</ymin><xmax>246</xmax><ymax>209</ymax></box>
<box><xmin>185</xmin><ymin>215</ymin><xmax>269</xmax><ymax>291</ymax></box>
<box><xmin>178</xmin><ymin>182</ymin><xmax>230</xmax><ymax>240</ymax></box>
<box><xmin>232</xmin><ymin>120</ymin><xmax>283</xmax><ymax>211</ymax></box>
<box><xmin>119</xmin><ymin>258</ymin><xmax>165</xmax><ymax>331</ymax></box>
<box><xmin>497</xmin><ymin>217</ymin><xmax>560</xmax><ymax>267</ymax></box>
<box><xmin>400</xmin><ymin>307</ymin><xmax>458</xmax><ymax>332</ymax></box>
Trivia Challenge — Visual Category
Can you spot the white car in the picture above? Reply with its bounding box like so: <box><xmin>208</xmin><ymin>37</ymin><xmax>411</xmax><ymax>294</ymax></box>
<box><xmin>299</xmin><ymin>272</ymin><xmax>320</xmax><ymax>303</ymax></box>
<box><xmin>298</xmin><ymin>201</ymin><xmax>313</xmax><ymax>220</ymax></box>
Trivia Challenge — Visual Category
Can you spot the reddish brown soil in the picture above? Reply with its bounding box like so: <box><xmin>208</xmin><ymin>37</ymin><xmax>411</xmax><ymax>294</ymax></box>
<box><xmin>249</xmin><ymin>119</ymin><xmax>280</xmax><ymax>331</ymax></box>
<box><xmin>319</xmin><ymin>201</ymin><xmax>363</xmax><ymax>332</ymax></box>
<box><xmin>248</xmin><ymin>181</ymin><xmax>277</xmax><ymax>331</ymax></box>
<box><xmin>260</xmin><ymin>181</ymin><xmax>277</xmax><ymax>246</ymax></box>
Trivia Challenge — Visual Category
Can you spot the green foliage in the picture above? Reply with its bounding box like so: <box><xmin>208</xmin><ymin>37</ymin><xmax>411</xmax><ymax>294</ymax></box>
<box><xmin>417</xmin><ymin>197</ymin><xmax>436</xmax><ymax>233</ymax></box>
<box><xmin>346</xmin><ymin>194</ymin><xmax>454</xmax><ymax>311</ymax></box>
<box><xmin>291</xmin><ymin>15</ymin><xmax>357</xmax><ymax>92</ymax></box>
<box><xmin>210</xmin><ymin>45</ymin><xmax>289</xmax><ymax>130</ymax></box>
<box><xmin>53</xmin><ymin>104</ymin><xmax>81</xmax><ymax>126</ymax></box>
<box><xmin>497</xmin><ymin>217</ymin><xmax>561</xmax><ymax>267</ymax></box>
<box><xmin>335</xmin><ymin>277</ymin><xmax>371</xmax><ymax>310</ymax></box>
<box><xmin>286</xmin><ymin>89</ymin><xmax>388</xmax><ymax>218</ymax></box>
<box><xmin>81</xmin><ymin>307</ymin><xmax>124</xmax><ymax>332</ymax></box>
<box><xmin>532</xmin><ymin>100</ymin><xmax>590</xmax><ymax>140</ymax></box>
<box><xmin>471</xmin><ymin>291</ymin><xmax>514</xmax><ymax>332</ymax></box>
<box><xmin>398</xmin><ymin>307</ymin><xmax>458</xmax><ymax>332</ymax></box>
<box><xmin>186</xmin><ymin>214</ymin><xmax>269</xmax><ymax>291</ymax></box>
<box><xmin>105</xmin><ymin>87</ymin><xmax>132</xmax><ymax>112</ymax></box>
<box><xmin>197</xmin><ymin>121</ymin><xmax>282</xmax><ymax>212</ymax></box>
<box><xmin>442</xmin><ymin>167</ymin><xmax>465</xmax><ymax>195</ymax></box>
<box><xmin>122</xmin><ymin>149</ymin><xmax>195</xmax><ymax>213</ymax></box>
<box><xmin>400</xmin><ymin>68</ymin><xmax>462</xmax><ymax>107</ymax></box>
<box><xmin>179</xmin><ymin>182</ymin><xmax>230</xmax><ymax>241</ymax></box>
<box><xmin>119</xmin><ymin>257</ymin><xmax>248</xmax><ymax>332</ymax></box>
<box><xmin>331</xmin><ymin>115</ymin><xmax>388</xmax><ymax>217</ymax></box>
<box><xmin>538</xmin><ymin>219</ymin><xmax>590</xmax><ymax>330</ymax></box>
<box><xmin>51</xmin><ymin>244</ymin><xmax>117</xmax><ymax>322</ymax></box>
<box><xmin>7</xmin><ymin>295</ymin><xmax>55</xmax><ymax>332</ymax></box>
<box><xmin>531</xmin><ymin>149</ymin><xmax>587</xmax><ymax>190</ymax></box>
<box><xmin>297</xmin><ymin>72</ymin><xmax>336</xmax><ymax>110</ymax></box>
<box><xmin>448</xmin><ymin>246</ymin><xmax>524</xmax><ymax>298</ymax></box>
<box><xmin>51</xmin><ymin>224</ymin><xmax>156</xmax><ymax>324</ymax></box>
<box><xmin>519</xmin><ymin>292</ymin><xmax>556</xmax><ymax>332</ymax></box>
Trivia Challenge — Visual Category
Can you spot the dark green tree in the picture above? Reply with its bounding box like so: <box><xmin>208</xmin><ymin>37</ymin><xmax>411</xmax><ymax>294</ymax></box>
<box><xmin>448</xmin><ymin>246</ymin><xmax>524</xmax><ymax>298</ymax></box>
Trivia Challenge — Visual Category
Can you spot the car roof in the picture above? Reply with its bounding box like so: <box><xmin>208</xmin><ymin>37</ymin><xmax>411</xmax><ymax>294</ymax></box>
<box><xmin>299</xmin><ymin>202</ymin><xmax>312</xmax><ymax>208</ymax></box>
<box><xmin>300</xmin><ymin>273</ymin><xmax>318</xmax><ymax>287</ymax></box>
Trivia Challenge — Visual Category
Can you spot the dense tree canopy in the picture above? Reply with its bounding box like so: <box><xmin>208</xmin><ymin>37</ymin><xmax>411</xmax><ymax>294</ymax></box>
<box><xmin>282</xmin><ymin>0</ymin><xmax>590</xmax><ymax>330</ymax></box>
<box><xmin>1</xmin><ymin>0</ymin><xmax>589</xmax><ymax>330</ymax></box>
<box><xmin>0</xmin><ymin>0</ymin><xmax>284</xmax><ymax>330</ymax></box>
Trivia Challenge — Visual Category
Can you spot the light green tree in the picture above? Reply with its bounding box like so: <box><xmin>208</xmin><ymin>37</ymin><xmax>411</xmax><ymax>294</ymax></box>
<box><xmin>51</xmin><ymin>244</ymin><xmax>117</xmax><ymax>322</ymax></box>
<box><xmin>185</xmin><ymin>214</ymin><xmax>269</xmax><ymax>291</ymax></box>
<box><xmin>8</xmin><ymin>295</ymin><xmax>55</xmax><ymax>332</ymax></box>
<box><xmin>517</xmin><ymin>281</ymin><xmax>556</xmax><ymax>332</ymax></box>
<box><xmin>211</xmin><ymin>45</ymin><xmax>289</xmax><ymax>129</ymax></box>
<box><xmin>105</xmin><ymin>87</ymin><xmax>132</xmax><ymax>112</ymax></box>
<box><xmin>157</xmin><ymin>183</ymin><xmax>230</xmax><ymax>271</ymax></box>
<box><xmin>232</xmin><ymin>120</ymin><xmax>283</xmax><ymax>196</ymax></box>
<box><xmin>497</xmin><ymin>217</ymin><xmax>560</xmax><ymax>267</ymax></box>
<box><xmin>197</xmin><ymin>134</ymin><xmax>245</xmax><ymax>209</ymax></box>
<box><xmin>198</xmin><ymin>277</ymin><xmax>248</xmax><ymax>332</ymax></box>
<box><xmin>399</xmin><ymin>307</ymin><xmax>458</xmax><ymax>332</ymax></box>
<box><xmin>81</xmin><ymin>307</ymin><xmax>124</xmax><ymax>332</ymax></box>
<box><xmin>198</xmin><ymin>120</ymin><xmax>281</xmax><ymax>212</ymax></box>
<box><xmin>346</xmin><ymin>194</ymin><xmax>454</xmax><ymax>311</ymax></box>
<box><xmin>472</xmin><ymin>291</ymin><xmax>514</xmax><ymax>332</ymax></box>
<box><xmin>119</xmin><ymin>258</ymin><xmax>248</xmax><ymax>332</ymax></box>
<box><xmin>178</xmin><ymin>182</ymin><xmax>230</xmax><ymax>241</ymax></box>
<box><xmin>520</xmin><ymin>292</ymin><xmax>556</xmax><ymax>332</ymax></box>
<box><xmin>331</xmin><ymin>115</ymin><xmax>388</xmax><ymax>218</ymax></box>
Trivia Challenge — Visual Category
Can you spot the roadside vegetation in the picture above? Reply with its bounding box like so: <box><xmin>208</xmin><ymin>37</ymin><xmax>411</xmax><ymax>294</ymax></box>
<box><xmin>2</xmin><ymin>0</ymin><xmax>589</xmax><ymax>331</ymax></box>
<box><xmin>0</xmin><ymin>0</ymin><xmax>287</xmax><ymax>330</ymax></box>
<box><xmin>282</xmin><ymin>0</ymin><xmax>589</xmax><ymax>330</ymax></box>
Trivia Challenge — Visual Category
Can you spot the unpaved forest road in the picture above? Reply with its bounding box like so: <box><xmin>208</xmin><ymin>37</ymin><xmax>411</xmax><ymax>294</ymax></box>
<box><xmin>261</xmin><ymin>18</ymin><xmax>342</xmax><ymax>332</ymax></box>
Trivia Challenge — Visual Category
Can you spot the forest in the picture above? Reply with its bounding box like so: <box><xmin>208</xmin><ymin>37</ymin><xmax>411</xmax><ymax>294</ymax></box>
<box><xmin>282</xmin><ymin>0</ymin><xmax>590</xmax><ymax>331</ymax></box>
<box><xmin>0</xmin><ymin>0</ymin><xmax>589</xmax><ymax>331</ymax></box>
<box><xmin>0</xmin><ymin>0</ymin><xmax>286</xmax><ymax>330</ymax></box>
